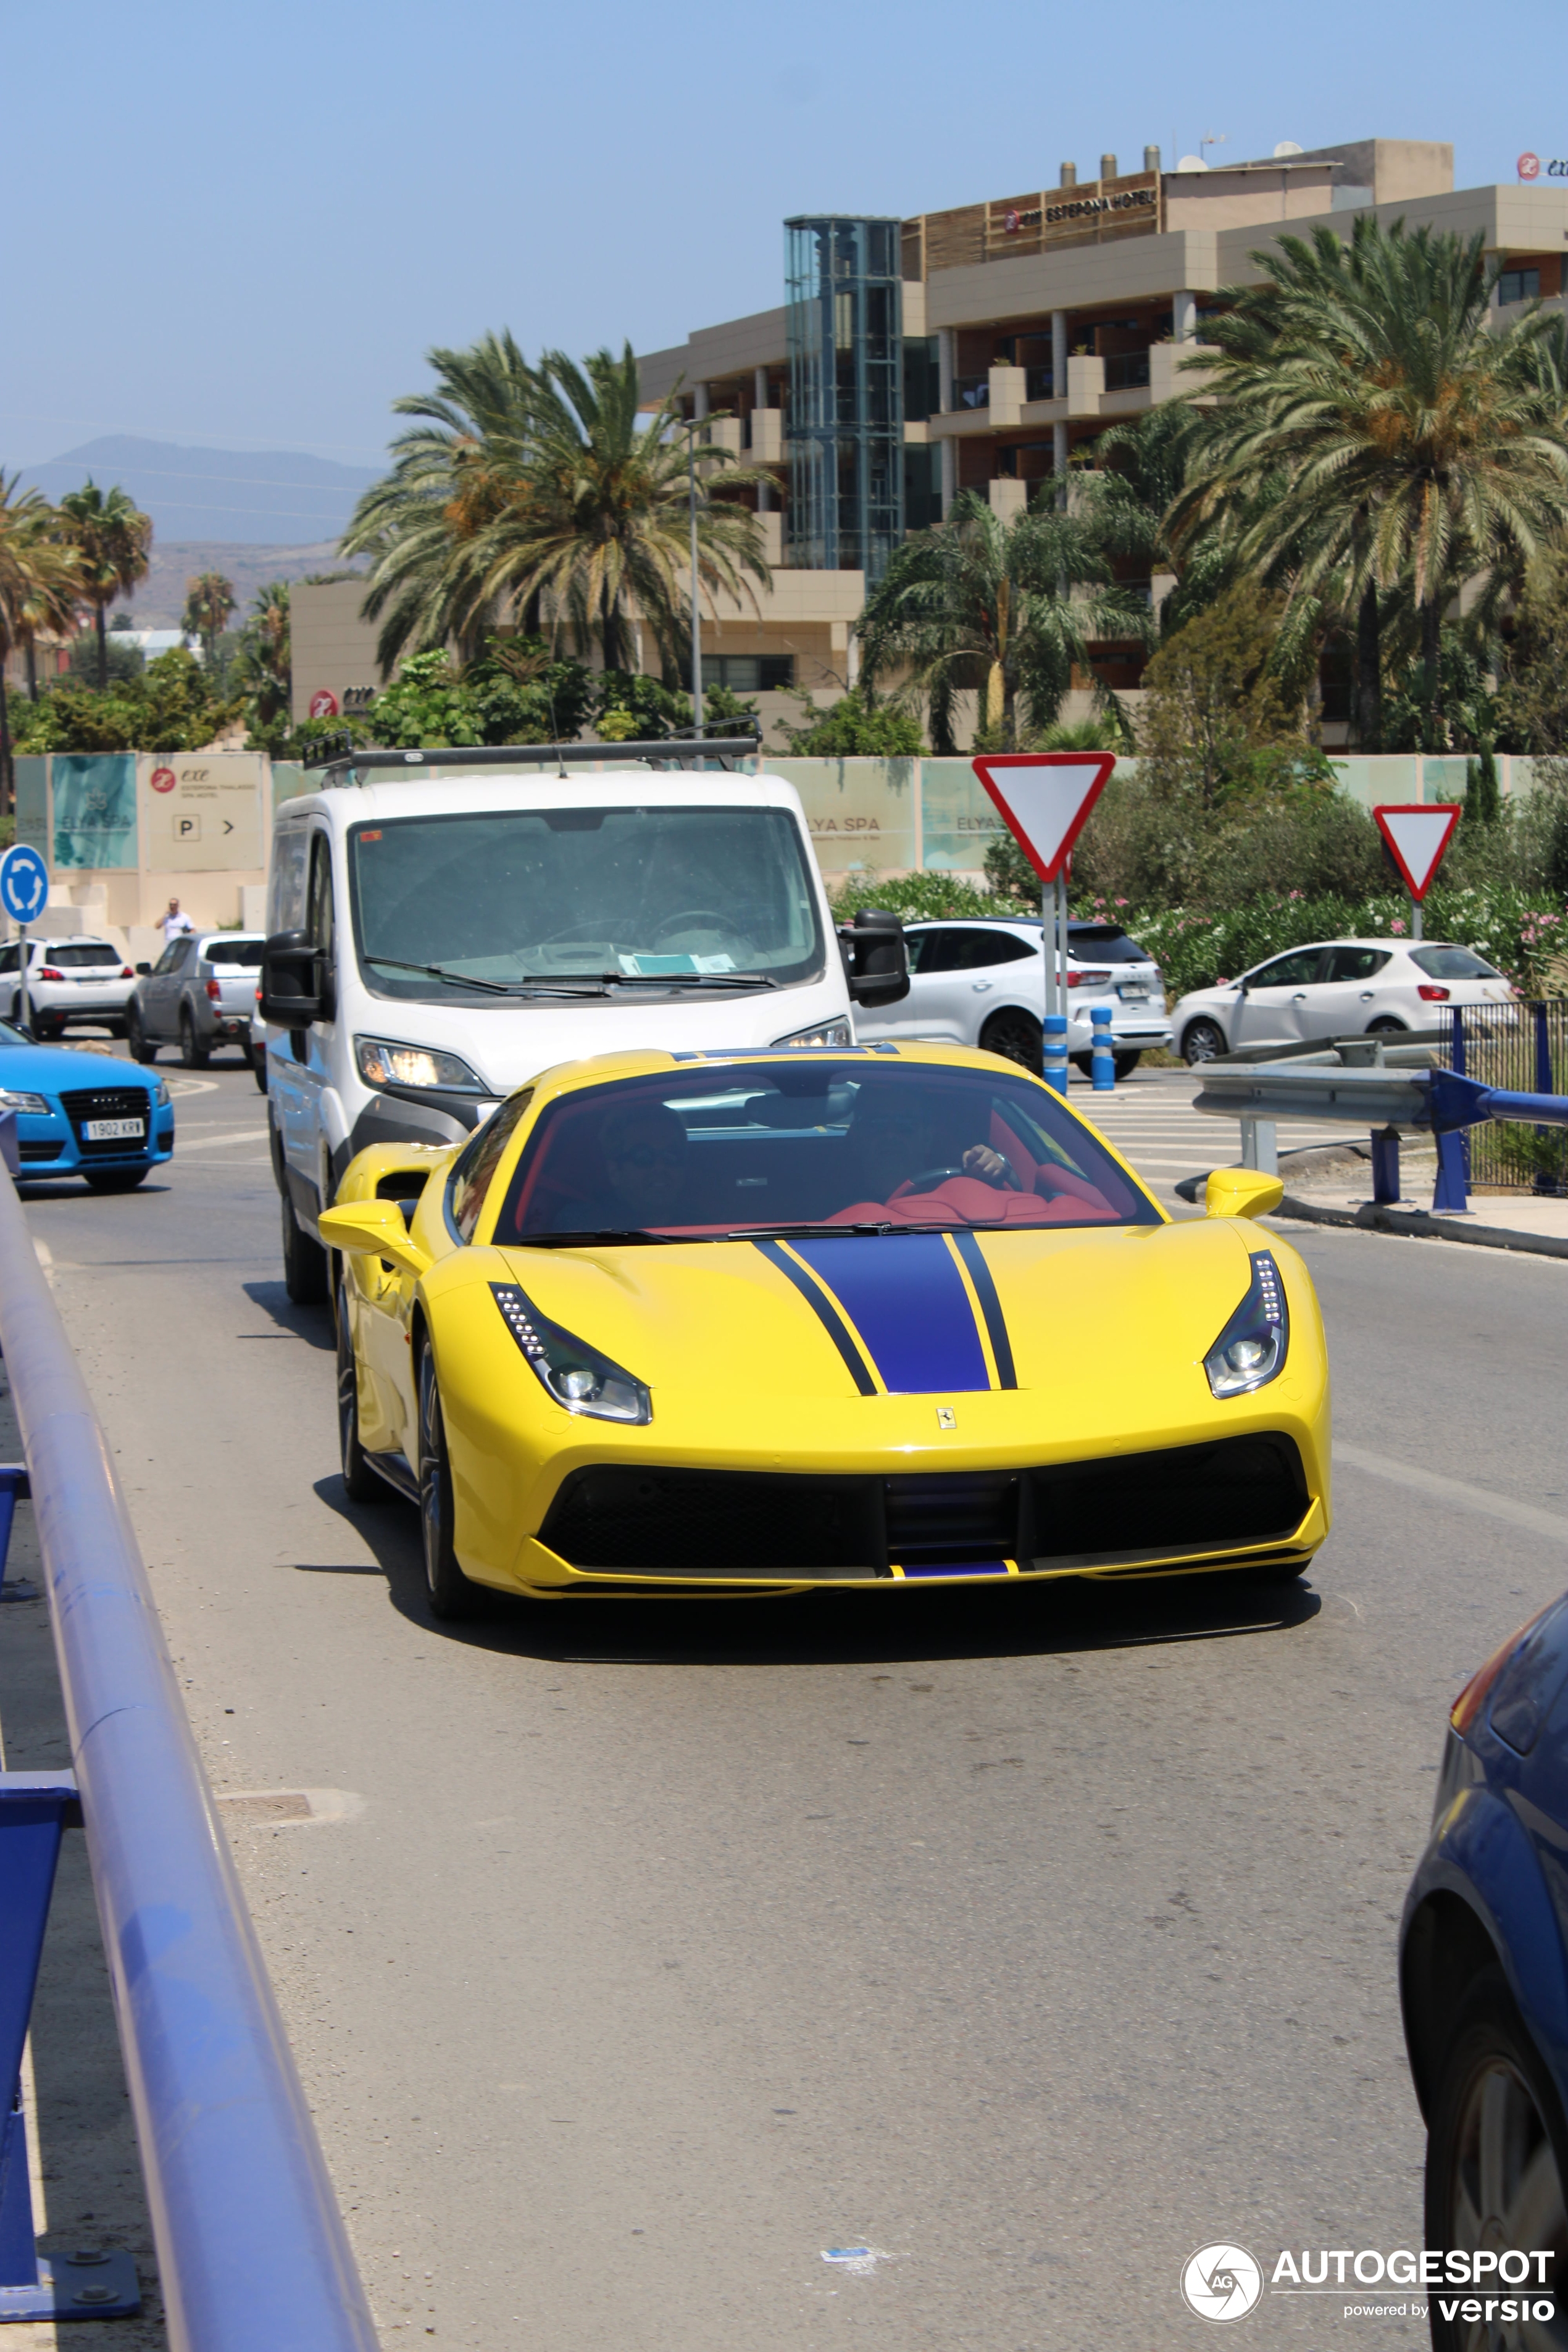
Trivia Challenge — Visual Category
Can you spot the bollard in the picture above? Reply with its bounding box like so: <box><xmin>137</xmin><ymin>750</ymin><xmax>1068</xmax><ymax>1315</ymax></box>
<box><xmin>1433</xmin><ymin>1007</ymin><xmax>1470</xmax><ymax>1213</ymax></box>
<box><xmin>1042</xmin><ymin>1013</ymin><xmax>1069</xmax><ymax>1095</ymax></box>
<box><xmin>1090</xmin><ymin>1007</ymin><xmax>1115</xmax><ymax>1090</ymax></box>
<box><xmin>1370</xmin><ymin>1127</ymin><xmax>1402</xmax><ymax>1206</ymax></box>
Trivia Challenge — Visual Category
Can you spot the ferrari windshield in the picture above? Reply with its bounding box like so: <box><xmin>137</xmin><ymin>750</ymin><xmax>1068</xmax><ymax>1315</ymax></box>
<box><xmin>493</xmin><ymin>1059</ymin><xmax>1162</xmax><ymax>1241</ymax></box>
<box><xmin>348</xmin><ymin>806</ymin><xmax>825</xmax><ymax>1000</ymax></box>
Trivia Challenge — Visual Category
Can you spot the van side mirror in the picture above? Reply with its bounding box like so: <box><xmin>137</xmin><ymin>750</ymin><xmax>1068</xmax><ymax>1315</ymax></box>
<box><xmin>260</xmin><ymin>928</ymin><xmax>323</xmax><ymax>1026</ymax></box>
<box><xmin>840</xmin><ymin>907</ymin><xmax>909</xmax><ymax>1009</ymax></box>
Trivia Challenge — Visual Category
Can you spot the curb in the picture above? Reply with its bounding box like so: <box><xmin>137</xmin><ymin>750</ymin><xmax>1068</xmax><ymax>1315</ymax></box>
<box><xmin>1272</xmin><ymin>1192</ymin><xmax>1568</xmax><ymax>1261</ymax></box>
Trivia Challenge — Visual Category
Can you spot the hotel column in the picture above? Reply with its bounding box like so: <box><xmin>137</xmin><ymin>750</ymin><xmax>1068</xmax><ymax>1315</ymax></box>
<box><xmin>1051</xmin><ymin>310</ymin><xmax>1069</xmax><ymax>500</ymax></box>
<box><xmin>1172</xmin><ymin>290</ymin><xmax>1196</xmax><ymax>344</ymax></box>
<box><xmin>753</xmin><ymin>365</ymin><xmax>772</xmax><ymax>510</ymax></box>
<box><xmin>938</xmin><ymin>328</ymin><xmax>956</xmax><ymax>515</ymax></box>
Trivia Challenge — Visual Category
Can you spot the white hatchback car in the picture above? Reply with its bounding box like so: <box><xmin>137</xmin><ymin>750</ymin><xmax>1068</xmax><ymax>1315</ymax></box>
<box><xmin>0</xmin><ymin>936</ymin><xmax>137</xmax><ymax>1039</ymax></box>
<box><xmin>854</xmin><ymin>917</ymin><xmax>1172</xmax><ymax>1076</ymax></box>
<box><xmin>1171</xmin><ymin>938</ymin><xmax>1517</xmax><ymax>1064</ymax></box>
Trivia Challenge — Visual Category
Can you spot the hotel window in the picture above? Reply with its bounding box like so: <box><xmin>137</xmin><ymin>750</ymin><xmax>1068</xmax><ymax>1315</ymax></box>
<box><xmin>1498</xmin><ymin>267</ymin><xmax>1541</xmax><ymax>306</ymax></box>
<box><xmin>700</xmin><ymin>655</ymin><xmax>795</xmax><ymax>693</ymax></box>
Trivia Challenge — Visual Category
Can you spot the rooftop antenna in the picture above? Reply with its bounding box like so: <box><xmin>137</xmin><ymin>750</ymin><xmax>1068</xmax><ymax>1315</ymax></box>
<box><xmin>1201</xmin><ymin>130</ymin><xmax>1227</xmax><ymax>160</ymax></box>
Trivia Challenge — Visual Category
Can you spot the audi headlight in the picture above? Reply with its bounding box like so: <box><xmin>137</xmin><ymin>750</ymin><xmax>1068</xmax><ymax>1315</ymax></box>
<box><xmin>1204</xmin><ymin>1251</ymin><xmax>1288</xmax><ymax>1398</ymax></box>
<box><xmin>772</xmin><ymin>1017</ymin><xmax>852</xmax><ymax>1048</ymax></box>
<box><xmin>154</xmin><ymin>1078</ymin><xmax>171</xmax><ymax>1107</ymax></box>
<box><xmin>490</xmin><ymin>1283</ymin><xmax>651</xmax><ymax>1424</ymax></box>
<box><xmin>0</xmin><ymin>1090</ymin><xmax>50</xmax><ymax>1115</ymax></box>
<box><xmin>356</xmin><ymin>1035</ymin><xmax>485</xmax><ymax>1093</ymax></box>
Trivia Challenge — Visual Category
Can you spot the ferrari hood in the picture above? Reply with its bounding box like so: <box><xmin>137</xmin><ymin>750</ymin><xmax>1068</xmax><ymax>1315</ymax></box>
<box><xmin>495</xmin><ymin>1217</ymin><xmax>1268</xmax><ymax>1409</ymax></box>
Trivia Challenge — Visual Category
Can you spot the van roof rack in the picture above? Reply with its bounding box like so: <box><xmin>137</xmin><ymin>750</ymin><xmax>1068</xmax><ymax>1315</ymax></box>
<box><xmin>301</xmin><ymin>735</ymin><xmax>763</xmax><ymax>783</ymax></box>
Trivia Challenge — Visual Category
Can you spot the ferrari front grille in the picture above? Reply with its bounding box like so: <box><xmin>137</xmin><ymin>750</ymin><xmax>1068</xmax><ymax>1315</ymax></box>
<box><xmin>538</xmin><ymin>1435</ymin><xmax>1309</xmax><ymax>1579</ymax></box>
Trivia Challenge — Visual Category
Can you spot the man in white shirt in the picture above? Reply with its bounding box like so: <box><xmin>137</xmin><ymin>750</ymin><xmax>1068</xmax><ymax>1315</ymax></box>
<box><xmin>158</xmin><ymin>898</ymin><xmax>194</xmax><ymax>945</ymax></box>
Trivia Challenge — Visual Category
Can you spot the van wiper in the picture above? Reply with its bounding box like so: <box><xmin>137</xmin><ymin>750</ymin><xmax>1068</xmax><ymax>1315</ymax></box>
<box><xmin>364</xmin><ymin>955</ymin><xmax>607</xmax><ymax>998</ymax></box>
<box><xmin>518</xmin><ymin>1228</ymin><xmax>677</xmax><ymax>1248</ymax></box>
<box><xmin>555</xmin><ymin>972</ymin><xmax>780</xmax><ymax>990</ymax></box>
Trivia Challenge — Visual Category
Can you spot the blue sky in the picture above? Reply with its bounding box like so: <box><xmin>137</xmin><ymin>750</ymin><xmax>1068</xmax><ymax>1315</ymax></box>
<box><xmin>6</xmin><ymin>0</ymin><xmax>1561</xmax><ymax>482</ymax></box>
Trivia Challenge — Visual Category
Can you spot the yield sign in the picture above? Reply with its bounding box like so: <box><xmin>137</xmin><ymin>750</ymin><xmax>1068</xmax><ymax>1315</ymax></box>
<box><xmin>1372</xmin><ymin>803</ymin><xmax>1460</xmax><ymax>901</ymax></box>
<box><xmin>971</xmin><ymin>752</ymin><xmax>1116</xmax><ymax>884</ymax></box>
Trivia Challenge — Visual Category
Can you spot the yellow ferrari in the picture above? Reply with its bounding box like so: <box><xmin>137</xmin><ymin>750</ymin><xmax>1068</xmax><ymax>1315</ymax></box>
<box><xmin>319</xmin><ymin>1044</ymin><xmax>1330</xmax><ymax>1616</ymax></box>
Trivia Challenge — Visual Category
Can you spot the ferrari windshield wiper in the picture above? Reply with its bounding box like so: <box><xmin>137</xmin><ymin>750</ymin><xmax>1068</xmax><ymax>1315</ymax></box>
<box><xmin>723</xmin><ymin>1220</ymin><xmax>964</xmax><ymax>1240</ymax></box>
<box><xmin>364</xmin><ymin>956</ymin><xmax>607</xmax><ymax>998</ymax></box>
<box><xmin>519</xmin><ymin>1228</ymin><xmax>678</xmax><ymax>1248</ymax></box>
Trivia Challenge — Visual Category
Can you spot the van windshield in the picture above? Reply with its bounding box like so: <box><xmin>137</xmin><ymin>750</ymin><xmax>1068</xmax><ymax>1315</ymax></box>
<box><xmin>348</xmin><ymin>806</ymin><xmax>825</xmax><ymax>1001</ymax></box>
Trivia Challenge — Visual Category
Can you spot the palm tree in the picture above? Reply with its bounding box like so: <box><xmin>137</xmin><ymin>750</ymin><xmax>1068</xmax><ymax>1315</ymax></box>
<box><xmin>0</xmin><ymin>475</ymin><xmax>83</xmax><ymax>807</ymax></box>
<box><xmin>344</xmin><ymin>335</ymin><xmax>773</xmax><ymax>677</ymax></box>
<box><xmin>182</xmin><ymin>570</ymin><xmax>237</xmax><ymax>688</ymax></box>
<box><xmin>234</xmin><ymin>581</ymin><xmax>291</xmax><ymax>733</ymax></box>
<box><xmin>1167</xmin><ymin>217</ymin><xmax>1568</xmax><ymax>748</ymax></box>
<box><xmin>57</xmin><ymin>479</ymin><xmax>152</xmax><ymax>688</ymax></box>
<box><xmin>856</xmin><ymin>490</ymin><xmax>1153</xmax><ymax>751</ymax></box>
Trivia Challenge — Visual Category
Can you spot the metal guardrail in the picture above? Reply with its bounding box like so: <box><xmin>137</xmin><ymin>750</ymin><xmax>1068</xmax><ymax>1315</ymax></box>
<box><xmin>0</xmin><ymin>1149</ymin><xmax>380</xmax><ymax>2346</ymax></box>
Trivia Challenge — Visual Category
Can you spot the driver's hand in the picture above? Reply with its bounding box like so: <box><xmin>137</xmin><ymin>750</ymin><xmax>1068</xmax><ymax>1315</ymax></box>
<box><xmin>962</xmin><ymin>1145</ymin><xmax>1013</xmax><ymax>1185</ymax></box>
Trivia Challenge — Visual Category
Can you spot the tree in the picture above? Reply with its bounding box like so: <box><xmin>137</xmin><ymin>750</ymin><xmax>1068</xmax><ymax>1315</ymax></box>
<box><xmin>344</xmin><ymin>333</ymin><xmax>773</xmax><ymax>677</ymax></box>
<box><xmin>56</xmin><ymin>479</ymin><xmax>152</xmax><ymax>688</ymax></box>
<box><xmin>234</xmin><ymin>581</ymin><xmax>292</xmax><ymax>744</ymax></box>
<box><xmin>14</xmin><ymin>648</ymin><xmax>236</xmax><ymax>756</ymax></box>
<box><xmin>0</xmin><ymin>475</ymin><xmax>82</xmax><ymax>807</ymax></box>
<box><xmin>1135</xmin><ymin>585</ymin><xmax>1330</xmax><ymax>812</ymax></box>
<box><xmin>780</xmin><ymin>688</ymin><xmax>922</xmax><ymax>756</ymax></box>
<box><xmin>182</xmin><ymin>571</ymin><xmax>237</xmax><ymax>685</ymax></box>
<box><xmin>1169</xmin><ymin>217</ymin><xmax>1568</xmax><ymax>749</ymax></box>
<box><xmin>856</xmin><ymin>490</ymin><xmax>1152</xmax><ymax>752</ymax></box>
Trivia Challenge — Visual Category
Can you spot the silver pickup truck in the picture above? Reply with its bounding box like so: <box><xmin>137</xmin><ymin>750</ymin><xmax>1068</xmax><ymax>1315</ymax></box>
<box><xmin>127</xmin><ymin>932</ymin><xmax>265</xmax><ymax>1068</ymax></box>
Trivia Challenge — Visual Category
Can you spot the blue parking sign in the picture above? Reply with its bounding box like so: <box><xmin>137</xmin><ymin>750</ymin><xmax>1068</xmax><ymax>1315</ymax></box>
<box><xmin>0</xmin><ymin>844</ymin><xmax>48</xmax><ymax>926</ymax></box>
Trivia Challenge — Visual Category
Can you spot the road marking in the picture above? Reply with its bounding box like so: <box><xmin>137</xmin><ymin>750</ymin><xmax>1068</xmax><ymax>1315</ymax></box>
<box><xmin>1335</xmin><ymin>1442</ymin><xmax>1568</xmax><ymax>1545</ymax></box>
<box><xmin>173</xmin><ymin>1127</ymin><xmax>269</xmax><ymax>1147</ymax></box>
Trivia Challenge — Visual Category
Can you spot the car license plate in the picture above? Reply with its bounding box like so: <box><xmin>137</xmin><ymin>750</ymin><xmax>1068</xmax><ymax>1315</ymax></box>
<box><xmin>1118</xmin><ymin>985</ymin><xmax>1148</xmax><ymax>1001</ymax></box>
<box><xmin>84</xmin><ymin>1118</ymin><xmax>144</xmax><ymax>1142</ymax></box>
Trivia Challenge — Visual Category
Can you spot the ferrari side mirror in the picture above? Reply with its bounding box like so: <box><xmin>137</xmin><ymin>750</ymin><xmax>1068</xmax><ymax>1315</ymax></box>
<box><xmin>1205</xmin><ymin>1167</ymin><xmax>1284</xmax><ymax>1219</ymax></box>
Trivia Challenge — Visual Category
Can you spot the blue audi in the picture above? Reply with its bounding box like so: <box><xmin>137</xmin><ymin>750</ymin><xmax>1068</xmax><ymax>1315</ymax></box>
<box><xmin>0</xmin><ymin>1017</ymin><xmax>174</xmax><ymax>1190</ymax></box>
<box><xmin>1401</xmin><ymin>1599</ymin><xmax>1568</xmax><ymax>2338</ymax></box>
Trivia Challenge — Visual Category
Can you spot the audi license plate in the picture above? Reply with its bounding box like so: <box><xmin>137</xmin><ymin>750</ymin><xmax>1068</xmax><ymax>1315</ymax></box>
<box><xmin>84</xmin><ymin>1117</ymin><xmax>144</xmax><ymax>1143</ymax></box>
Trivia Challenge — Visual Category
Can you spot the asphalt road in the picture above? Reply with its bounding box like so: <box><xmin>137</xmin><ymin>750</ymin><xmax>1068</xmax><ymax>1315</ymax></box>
<box><xmin>15</xmin><ymin>1053</ymin><xmax>1568</xmax><ymax>2350</ymax></box>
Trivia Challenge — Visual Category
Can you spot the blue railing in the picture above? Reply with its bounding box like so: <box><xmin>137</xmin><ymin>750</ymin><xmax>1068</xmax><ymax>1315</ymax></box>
<box><xmin>0</xmin><ymin>1117</ymin><xmax>380</xmax><ymax>2346</ymax></box>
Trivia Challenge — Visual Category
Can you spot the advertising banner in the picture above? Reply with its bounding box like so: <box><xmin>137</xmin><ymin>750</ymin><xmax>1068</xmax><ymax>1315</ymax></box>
<box><xmin>52</xmin><ymin>754</ymin><xmax>138</xmax><ymax>870</ymax></box>
<box><xmin>136</xmin><ymin>754</ymin><xmax>265</xmax><ymax>871</ymax></box>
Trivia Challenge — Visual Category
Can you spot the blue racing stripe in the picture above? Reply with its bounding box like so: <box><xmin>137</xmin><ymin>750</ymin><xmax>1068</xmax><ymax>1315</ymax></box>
<box><xmin>790</xmin><ymin>1235</ymin><xmax>990</xmax><ymax>1395</ymax></box>
<box><xmin>752</xmin><ymin>1240</ymin><xmax>877</xmax><ymax>1395</ymax></box>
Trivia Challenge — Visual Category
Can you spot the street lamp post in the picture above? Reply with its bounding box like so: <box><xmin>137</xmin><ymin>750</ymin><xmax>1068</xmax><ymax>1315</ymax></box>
<box><xmin>688</xmin><ymin>422</ymin><xmax>703</xmax><ymax>742</ymax></box>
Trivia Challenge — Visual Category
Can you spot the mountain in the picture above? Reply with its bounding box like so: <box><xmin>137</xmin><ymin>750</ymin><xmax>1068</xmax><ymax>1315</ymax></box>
<box><xmin>119</xmin><ymin>542</ymin><xmax>365</xmax><ymax>630</ymax></box>
<box><xmin>20</xmin><ymin>435</ymin><xmax>380</xmax><ymax>544</ymax></box>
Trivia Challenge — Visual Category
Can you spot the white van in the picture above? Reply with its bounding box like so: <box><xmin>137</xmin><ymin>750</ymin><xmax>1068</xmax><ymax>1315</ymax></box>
<box><xmin>260</xmin><ymin>740</ymin><xmax>906</xmax><ymax>1301</ymax></box>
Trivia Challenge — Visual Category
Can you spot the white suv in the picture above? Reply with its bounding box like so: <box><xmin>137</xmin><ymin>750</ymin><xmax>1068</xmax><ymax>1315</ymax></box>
<box><xmin>854</xmin><ymin>917</ymin><xmax>1171</xmax><ymax>1076</ymax></box>
<box><xmin>0</xmin><ymin>936</ymin><xmax>136</xmax><ymax>1038</ymax></box>
<box><xmin>1172</xmin><ymin>938</ymin><xmax>1517</xmax><ymax>1062</ymax></box>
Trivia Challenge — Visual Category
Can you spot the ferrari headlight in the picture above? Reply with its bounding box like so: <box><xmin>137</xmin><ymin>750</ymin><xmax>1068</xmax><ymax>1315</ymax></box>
<box><xmin>356</xmin><ymin>1035</ymin><xmax>485</xmax><ymax>1093</ymax></box>
<box><xmin>490</xmin><ymin>1283</ymin><xmax>651</xmax><ymax>1424</ymax></box>
<box><xmin>1204</xmin><ymin>1251</ymin><xmax>1288</xmax><ymax>1398</ymax></box>
<box><xmin>0</xmin><ymin>1090</ymin><xmax>51</xmax><ymax>1115</ymax></box>
<box><xmin>772</xmin><ymin>1017</ymin><xmax>853</xmax><ymax>1048</ymax></box>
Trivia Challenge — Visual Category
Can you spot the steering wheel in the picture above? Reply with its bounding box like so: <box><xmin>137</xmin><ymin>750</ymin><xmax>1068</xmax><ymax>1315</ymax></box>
<box><xmin>908</xmin><ymin>1159</ymin><xmax>1020</xmax><ymax>1193</ymax></box>
<box><xmin>650</xmin><ymin>909</ymin><xmax>734</xmax><ymax>941</ymax></box>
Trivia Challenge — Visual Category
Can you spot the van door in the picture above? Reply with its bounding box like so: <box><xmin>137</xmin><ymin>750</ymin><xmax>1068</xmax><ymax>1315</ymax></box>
<box><xmin>274</xmin><ymin>827</ymin><xmax>338</xmax><ymax>1224</ymax></box>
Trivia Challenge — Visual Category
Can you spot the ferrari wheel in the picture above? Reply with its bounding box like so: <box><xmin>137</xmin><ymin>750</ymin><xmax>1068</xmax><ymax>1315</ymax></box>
<box><xmin>417</xmin><ymin>1340</ymin><xmax>485</xmax><ymax>1620</ymax></box>
<box><xmin>336</xmin><ymin>1281</ymin><xmax>385</xmax><ymax>1506</ymax></box>
<box><xmin>979</xmin><ymin>1007</ymin><xmax>1043</xmax><ymax>1074</ymax></box>
<box><xmin>1425</xmin><ymin>1967</ymin><xmax>1568</xmax><ymax>2351</ymax></box>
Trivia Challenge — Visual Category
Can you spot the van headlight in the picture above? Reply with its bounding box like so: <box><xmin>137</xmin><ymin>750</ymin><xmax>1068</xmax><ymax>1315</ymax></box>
<box><xmin>1204</xmin><ymin>1251</ymin><xmax>1289</xmax><ymax>1398</ymax></box>
<box><xmin>356</xmin><ymin>1035</ymin><xmax>486</xmax><ymax>1093</ymax></box>
<box><xmin>772</xmin><ymin>1017</ymin><xmax>852</xmax><ymax>1048</ymax></box>
<box><xmin>490</xmin><ymin>1284</ymin><xmax>652</xmax><ymax>1424</ymax></box>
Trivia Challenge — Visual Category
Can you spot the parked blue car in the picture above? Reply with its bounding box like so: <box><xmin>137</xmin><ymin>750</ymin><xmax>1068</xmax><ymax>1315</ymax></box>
<box><xmin>0</xmin><ymin>1016</ymin><xmax>174</xmax><ymax>1189</ymax></box>
<box><xmin>1401</xmin><ymin>1599</ymin><xmax>1568</xmax><ymax>2340</ymax></box>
